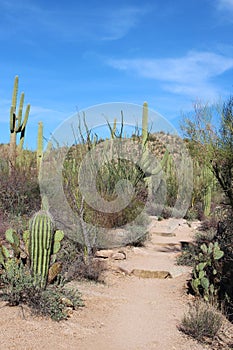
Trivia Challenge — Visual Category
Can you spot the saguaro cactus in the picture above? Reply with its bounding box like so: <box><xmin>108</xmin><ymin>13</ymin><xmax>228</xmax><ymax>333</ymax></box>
<box><xmin>9</xmin><ymin>75</ymin><xmax>30</xmax><ymax>169</ymax></box>
<box><xmin>142</xmin><ymin>101</ymin><xmax>148</xmax><ymax>149</ymax></box>
<box><xmin>201</xmin><ymin>165</ymin><xmax>215</xmax><ymax>217</ymax></box>
<box><xmin>37</xmin><ymin>121</ymin><xmax>43</xmax><ymax>168</ymax></box>
<box><xmin>29</xmin><ymin>210</ymin><xmax>54</xmax><ymax>288</ymax></box>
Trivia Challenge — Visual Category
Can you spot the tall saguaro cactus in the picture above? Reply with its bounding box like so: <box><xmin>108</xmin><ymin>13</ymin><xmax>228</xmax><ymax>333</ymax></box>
<box><xmin>202</xmin><ymin>165</ymin><xmax>214</xmax><ymax>217</ymax></box>
<box><xmin>37</xmin><ymin>121</ymin><xmax>43</xmax><ymax>168</ymax></box>
<box><xmin>9</xmin><ymin>75</ymin><xmax>30</xmax><ymax>170</ymax></box>
<box><xmin>142</xmin><ymin>101</ymin><xmax>148</xmax><ymax>149</ymax></box>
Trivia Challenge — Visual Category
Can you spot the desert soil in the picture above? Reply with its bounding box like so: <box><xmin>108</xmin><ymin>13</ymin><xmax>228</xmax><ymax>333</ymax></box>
<box><xmin>0</xmin><ymin>218</ymin><xmax>230</xmax><ymax>350</ymax></box>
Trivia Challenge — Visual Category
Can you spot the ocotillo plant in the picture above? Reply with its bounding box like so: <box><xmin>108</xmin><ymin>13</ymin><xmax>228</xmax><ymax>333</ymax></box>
<box><xmin>29</xmin><ymin>210</ymin><xmax>55</xmax><ymax>288</ymax></box>
<box><xmin>9</xmin><ymin>75</ymin><xmax>30</xmax><ymax>170</ymax></box>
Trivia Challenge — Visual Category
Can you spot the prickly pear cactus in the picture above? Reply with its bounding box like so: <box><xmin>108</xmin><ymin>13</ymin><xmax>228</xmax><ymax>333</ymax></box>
<box><xmin>191</xmin><ymin>242</ymin><xmax>224</xmax><ymax>302</ymax></box>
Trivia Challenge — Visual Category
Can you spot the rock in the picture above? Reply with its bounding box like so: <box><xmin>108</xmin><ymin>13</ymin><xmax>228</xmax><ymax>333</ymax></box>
<box><xmin>112</xmin><ymin>251</ymin><xmax>126</xmax><ymax>260</ymax></box>
<box><xmin>131</xmin><ymin>269</ymin><xmax>172</xmax><ymax>279</ymax></box>
<box><xmin>48</xmin><ymin>262</ymin><xmax>62</xmax><ymax>284</ymax></box>
<box><xmin>95</xmin><ymin>250</ymin><xmax>114</xmax><ymax>259</ymax></box>
<box><xmin>61</xmin><ymin>297</ymin><xmax>74</xmax><ymax>307</ymax></box>
<box><xmin>65</xmin><ymin>307</ymin><xmax>74</xmax><ymax>317</ymax></box>
<box><xmin>151</xmin><ymin>231</ymin><xmax>176</xmax><ymax>237</ymax></box>
<box><xmin>95</xmin><ymin>249</ymin><xmax>126</xmax><ymax>260</ymax></box>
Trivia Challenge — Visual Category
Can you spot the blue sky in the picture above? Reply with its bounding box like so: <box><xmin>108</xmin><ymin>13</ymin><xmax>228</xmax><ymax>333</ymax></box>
<box><xmin>0</xmin><ymin>0</ymin><xmax>232</xmax><ymax>149</ymax></box>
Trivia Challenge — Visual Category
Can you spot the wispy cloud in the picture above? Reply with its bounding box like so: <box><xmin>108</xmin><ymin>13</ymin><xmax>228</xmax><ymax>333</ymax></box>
<box><xmin>107</xmin><ymin>51</ymin><xmax>233</xmax><ymax>100</ymax></box>
<box><xmin>215</xmin><ymin>0</ymin><xmax>233</xmax><ymax>22</ymax></box>
<box><xmin>0</xmin><ymin>1</ymin><xmax>146</xmax><ymax>42</ymax></box>
<box><xmin>216</xmin><ymin>0</ymin><xmax>233</xmax><ymax>11</ymax></box>
<box><xmin>99</xmin><ymin>6</ymin><xmax>145</xmax><ymax>41</ymax></box>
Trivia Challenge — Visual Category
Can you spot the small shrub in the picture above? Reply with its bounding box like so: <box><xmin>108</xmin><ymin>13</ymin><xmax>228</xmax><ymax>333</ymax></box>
<box><xmin>185</xmin><ymin>207</ymin><xmax>199</xmax><ymax>221</ymax></box>
<box><xmin>0</xmin><ymin>259</ymin><xmax>83</xmax><ymax>321</ymax></box>
<box><xmin>179</xmin><ymin>301</ymin><xmax>223</xmax><ymax>342</ymax></box>
<box><xmin>0</xmin><ymin>166</ymin><xmax>41</xmax><ymax>217</ymax></box>
<box><xmin>195</xmin><ymin>230</ymin><xmax>217</xmax><ymax>248</ymax></box>
<box><xmin>199</xmin><ymin>216</ymin><xmax>219</xmax><ymax>232</ymax></box>
<box><xmin>0</xmin><ymin>259</ymin><xmax>35</xmax><ymax>306</ymax></box>
<box><xmin>176</xmin><ymin>243</ymin><xmax>197</xmax><ymax>267</ymax></box>
<box><xmin>65</xmin><ymin>257</ymin><xmax>107</xmax><ymax>283</ymax></box>
<box><xmin>28</xmin><ymin>285</ymin><xmax>83</xmax><ymax>321</ymax></box>
<box><xmin>56</xmin><ymin>238</ymin><xmax>107</xmax><ymax>282</ymax></box>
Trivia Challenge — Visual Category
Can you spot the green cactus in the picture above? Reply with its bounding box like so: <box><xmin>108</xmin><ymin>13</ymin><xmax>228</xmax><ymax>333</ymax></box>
<box><xmin>110</xmin><ymin>118</ymin><xmax>117</xmax><ymax>139</ymax></box>
<box><xmin>29</xmin><ymin>210</ymin><xmax>55</xmax><ymax>288</ymax></box>
<box><xmin>0</xmin><ymin>244</ymin><xmax>10</xmax><ymax>268</ymax></box>
<box><xmin>201</xmin><ymin>165</ymin><xmax>214</xmax><ymax>217</ymax></box>
<box><xmin>191</xmin><ymin>242</ymin><xmax>224</xmax><ymax>302</ymax></box>
<box><xmin>9</xmin><ymin>76</ymin><xmax>30</xmax><ymax>170</ymax></box>
<box><xmin>5</xmin><ymin>228</ymin><xmax>20</xmax><ymax>258</ymax></box>
<box><xmin>0</xmin><ymin>228</ymin><xmax>29</xmax><ymax>268</ymax></box>
<box><xmin>142</xmin><ymin>101</ymin><xmax>148</xmax><ymax>149</ymax></box>
<box><xmin>37</xmin><ymin>121</ymin><xmax>43</xmax><ymax>169</ymax></box>
<box><xmin>28</xmin><ymin>210</ymin><xmax>64</xmax><ymax>288</ymax></box>
<box><xmin>52</xmin><ymin>230</ymin><xmax>64</xmax><ymax>254</ymax></box>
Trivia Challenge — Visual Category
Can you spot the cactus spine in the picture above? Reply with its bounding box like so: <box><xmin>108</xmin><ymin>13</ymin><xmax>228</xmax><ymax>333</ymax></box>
<box><xmin>29</xmin><ymin>210</ymin><xmax>54</xmax><ymax>288</ymax></box>
<box><xmin>9</xmin><ymin>76</ymin><xmax>30</xmax><ymax>170</ymax></box>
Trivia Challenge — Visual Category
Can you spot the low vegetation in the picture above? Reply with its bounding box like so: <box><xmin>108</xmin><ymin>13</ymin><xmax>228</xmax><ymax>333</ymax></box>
<box><xmin>179</xmin><ymin>300</ymin><xmax>223</xmax><ymax>342</ymax></box>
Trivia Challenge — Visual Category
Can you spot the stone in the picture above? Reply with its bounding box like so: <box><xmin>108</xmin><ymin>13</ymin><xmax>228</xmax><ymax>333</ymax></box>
<box><xmin>151</xmin><ymin>231</ymin><xmax>176</xmax><ymax>237</ymax></box>
<box><xmin>112</xmin><ymin>251</ymin><xmax>126</xmax><ymax>260</ymax></box>
<box><xmin>131</xmin><ymin>269</ymin><xmax>172</xmax><ymax>279</ymax></box>
<box><xmin>95</xmin><ymin>250</ymin><xmax>114</xmax><ymax>259</ymax></box>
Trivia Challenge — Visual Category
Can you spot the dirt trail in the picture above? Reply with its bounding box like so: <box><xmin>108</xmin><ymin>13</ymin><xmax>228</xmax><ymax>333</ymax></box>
<box><xmin>0</xmin><ymin>218</ymin><xmax>209</xmax><ymax>350</ymax></box>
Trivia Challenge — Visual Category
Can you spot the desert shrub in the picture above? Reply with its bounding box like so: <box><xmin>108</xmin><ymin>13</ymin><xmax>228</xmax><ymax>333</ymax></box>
<box><xmin>199</xmin><ymin>216</ymin><xmax>219</xmax><ymax>232</ymax></box>
<box><xmin>56</xmin><ymin>238</ymin><xmax>106</xmax><ymax>282</ymax></box>
<box><xmin>195</xmin><ymin>228</ymin><xmax>218</xmax><ymax>246</ymax></box>
<box><xmin>64</xmin><ymin>257</ymin><xmax>106</xmax><ymax>283</ymax></box>
<box><xmin>0</xmin><ymin>166</ymin><xmax>40</xmax><ymax>217</ymax></box>
<box><xmin>0</xmin><ymin>259</ymin><xmax>83</xmax><ymax>321</ymax></box>
<box><xmin>28</xmin><ymin>286</ymin><xmax>83</xmax><ymax>321</ymax></box>
<box><xmin>215</xmin><ymin>212</ymin><xmax>233</xmax><ymax>321</ymax></box>
<box><xmin>185</xmin><ymin>202</ymin><xmax>204</xmax><ymax>221</ymax></box>
<box><xmin>0</xmin><ymin>259</ymin><xmax>35</xmax><ymax>306</ymax></box>
<box><xmin>179</xmin><ymin>301</ymin><xmax>223</xmax><ymax>342</ymax></box>
<box><xmin>176</xmin><ymin>243</ymin><xmax>197</xmax><ymax>267</ymax></box>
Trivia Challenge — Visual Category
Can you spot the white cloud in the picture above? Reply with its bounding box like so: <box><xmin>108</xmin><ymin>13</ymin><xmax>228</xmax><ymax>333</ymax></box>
<box><xmin>108</xmin><ymin>51</ymin><xmax>233</xmax><ymax>100</ymax></box>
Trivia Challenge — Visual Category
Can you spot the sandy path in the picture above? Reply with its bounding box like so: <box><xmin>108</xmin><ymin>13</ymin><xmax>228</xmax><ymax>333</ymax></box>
<box><xmin>0</xmin><ymin>219</ymin><xmax>210</xmax><ymax>350</ymax></box>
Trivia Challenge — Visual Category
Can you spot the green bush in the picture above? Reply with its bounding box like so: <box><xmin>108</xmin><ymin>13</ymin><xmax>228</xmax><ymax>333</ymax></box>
<box><xmin>0</xmin><ymin>259</ymin><xmax>83</xmax><ymax>321</ymax></box>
